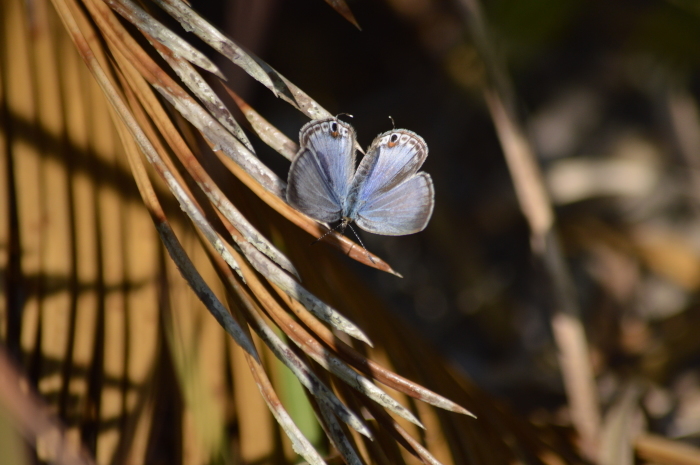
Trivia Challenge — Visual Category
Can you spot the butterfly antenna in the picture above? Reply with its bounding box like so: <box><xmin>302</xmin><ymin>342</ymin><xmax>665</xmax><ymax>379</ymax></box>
<box><xmin>347</xmin><ymin>224</ymin><xmax>376</xmax><ymax>264</ymax></box>
<box><xmin>310</xmin><ymin>221</ymin><xmax>345</xmax><ymax>246</ymax></box>
<box><xmin>388</xmin><ymin>115</ymin><xmax>396</xmax><ymax>129</ymax></box>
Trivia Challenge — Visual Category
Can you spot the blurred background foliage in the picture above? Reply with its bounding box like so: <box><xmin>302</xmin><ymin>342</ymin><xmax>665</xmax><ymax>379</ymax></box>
<box><xmin>3</xmin><ymin>0</ymin><xmax>700</xmax><ymax>464</ymax></box>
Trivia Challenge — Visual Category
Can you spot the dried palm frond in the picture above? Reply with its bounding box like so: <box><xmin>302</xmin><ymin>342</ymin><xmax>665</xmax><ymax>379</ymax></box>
<box><xmin>0</xmin><ymin>0</ymin><xmax>586</xmax><ymax>464</ymax></box>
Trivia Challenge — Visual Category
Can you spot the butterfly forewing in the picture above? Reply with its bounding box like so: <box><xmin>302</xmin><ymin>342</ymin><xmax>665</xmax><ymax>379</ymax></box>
<box><xmin>286</xmin><ymin>146</ymin><xmax>344</xmax><ymax>222</ymax></box>
<box><xmin>351</xmin><ymin>130</ymin><xmax>428</xmax><ymax>202</ymax></box>
<box><xmin>355</xmin><ymin>172</ymin><xmax>434</xmax><ymax>235</ymax></box>
<box><xmin>287</xmin><ymin>118</ymin><xmax>357</xmax><ymax>223</ymax></box>
<box><xmin>299</xmin><ymin>118</ymin><xmax>356</xmax><ymax>200</ymax></box>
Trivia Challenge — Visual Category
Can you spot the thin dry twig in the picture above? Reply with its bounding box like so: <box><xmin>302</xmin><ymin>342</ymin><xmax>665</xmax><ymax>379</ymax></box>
<box><xmin>457</xmin><ymin>0</ymin><xmax>601</xmax><ymax>458</ymax></box>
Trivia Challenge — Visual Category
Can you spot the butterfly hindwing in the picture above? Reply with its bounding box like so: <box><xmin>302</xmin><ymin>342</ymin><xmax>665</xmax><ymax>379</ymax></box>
<box><xmin>355</xmin><ymin>172</ymin><xmax>434</xmax><ymax>236</ymax></box>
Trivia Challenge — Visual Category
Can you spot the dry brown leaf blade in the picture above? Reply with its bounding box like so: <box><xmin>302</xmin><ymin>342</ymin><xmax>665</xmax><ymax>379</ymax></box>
<box><xmin>105</xmin><ymin>0</ymin><xmax>225</xmax><ymax>79</ymax></box>
<box><xmin>312</xmin><ymin>397</ymin><xmax>365</xmax><ymax>465</ymax></box>
<box><xmin>322</xmin><ymin>0</ymin><xmax>362</xmax><ymax>30</ymax></box>
<box><xmin>231</xmin><ymin>240</ymin><xmax>373</xmax><ymax>346</ymax></box>
<box><xmin>213</xmin><ymin>251</ymin><xmax>373</xmax><ymax>439</ymax></box>
<box><xmin>152</xmin><ymin>0</ymin><xmax>332</xmax><ymax>120</ymax></box>
<box><xmin>225</xmin><ymin>86</ymin><xmax>299</xmax><ymax>161</ymax></box>
<box><xmin>153</xmin><ymin>42</ymin><xmax>256</xmax><ymax>154</ymax></box>
<box><xmin>152</xmin><ymin>0</ymin><xmax>278</xmax><ymax>93</ymax></box>
<box><xmin>362</xmin><ymin>395</ymin><xmax>444</xmax><ymax>465</ymax></box>
<box><xmin>155</xmin><ymin>84</ymin><xmax>287</xmax><ymax>196</ymax></box>
<box><xmin>119</xmin><ymin>37</ymin><xmax>301</xmax><ymax>280</ymax></box>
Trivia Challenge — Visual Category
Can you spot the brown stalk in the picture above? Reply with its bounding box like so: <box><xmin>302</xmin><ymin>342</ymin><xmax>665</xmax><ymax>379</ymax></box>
<box><xmin>458</xmin><ymin>0</ymin><xmax>601</xmax><ymax>457</ymax></box>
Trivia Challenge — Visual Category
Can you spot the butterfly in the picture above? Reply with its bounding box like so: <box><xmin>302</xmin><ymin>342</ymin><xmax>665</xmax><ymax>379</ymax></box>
<box><xmin>286</xmin><ymin>117</ymin><xmax>434</xmax><ymax>236</ymax></box>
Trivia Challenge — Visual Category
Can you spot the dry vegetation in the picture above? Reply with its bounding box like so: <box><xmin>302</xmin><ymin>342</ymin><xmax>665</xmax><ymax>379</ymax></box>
<box><xmin>1</xmin><ymin>0</ymin><xmax>700</xmax><ymax>464</ymax></box>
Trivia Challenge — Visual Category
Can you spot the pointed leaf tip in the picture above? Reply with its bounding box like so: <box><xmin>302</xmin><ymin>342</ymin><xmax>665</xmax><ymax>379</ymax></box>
<box><xmin>322</xmin><ymin>0</ymin><xmax>362</xmax><ymax>30</ymax></box>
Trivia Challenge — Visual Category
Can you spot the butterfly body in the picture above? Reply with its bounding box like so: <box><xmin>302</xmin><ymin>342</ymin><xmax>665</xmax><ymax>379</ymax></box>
<box><xmin>287</xmin><ymin>118</ymin><xmax>434</xmax><ymax>236</ymax></box>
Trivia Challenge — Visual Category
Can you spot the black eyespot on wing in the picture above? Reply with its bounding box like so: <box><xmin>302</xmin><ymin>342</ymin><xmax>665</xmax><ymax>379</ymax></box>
<box><xmin>387</xmin><ymin>132</ymin><xmax>400</xmax><ymax>147</ymax></box>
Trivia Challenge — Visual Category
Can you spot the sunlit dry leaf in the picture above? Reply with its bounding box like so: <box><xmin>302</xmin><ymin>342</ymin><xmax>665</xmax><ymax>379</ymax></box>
<box><xmin>153</xmin><ymin>0</ymin><xmax>333</xmax><ymax>120</ymax></box>
<box><xmin>105</xmin><ymin>0</ymin><xmax>225</xmax><ymax>79</ymax></box>
<box><xmin>154</xmin><ymin>42</ymin><xmax>255</xmax><ymax>154</ymax></box>
<box><xmin>225</xmin><ymin>86</ymin><xmax>298</xmax><ymax>161</ymax></box>
<box><xmin>209</xmin><ymin>246</ymin><xmax>373</xmax><ymax>439</ymax></box>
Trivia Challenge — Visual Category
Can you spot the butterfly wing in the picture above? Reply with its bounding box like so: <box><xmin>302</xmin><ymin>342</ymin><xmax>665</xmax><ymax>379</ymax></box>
<box><xmin>355</xmin><ymin>173</ymin><xmax>434</xmax><ymax>235</ymax></box>
<box><xmin>347</xmin><ymin>129</ymin><xmax>434</xmax><ymax>235</ymax></box>
<box><xmin>286</xmin><ymin>118</ymin><xmax>356</xmax><ymax>223</ymax></box>
<box><xmin>349</xmin><ymin>129</ymin><xmax>428</xmax><ymax>203</ymax></box>
<box><xmin>286</xmin><ymin>147</ymin><xmax>343</xmax><ymax>222</ymax></box>
<box><xmin>299</xmin><ymin>118</ymin><xmax>356</xmax><ymax>200</ymax></box>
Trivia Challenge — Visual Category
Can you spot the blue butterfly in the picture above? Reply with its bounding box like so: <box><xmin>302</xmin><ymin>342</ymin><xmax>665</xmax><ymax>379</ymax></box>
<box><xmin>286</xmin><ymin>117</ymin><xmax>434</xmax><ymax>236</ymax></box>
